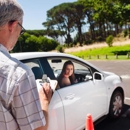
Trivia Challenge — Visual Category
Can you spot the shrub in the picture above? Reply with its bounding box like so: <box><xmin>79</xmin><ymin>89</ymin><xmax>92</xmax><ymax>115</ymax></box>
<box><xmin>106</xmin><ymin>35</ymin><xmax>114</xmax><ymax>47</ymax></box>
<box><xmin>95</xmin><ymin>36</ymin><xmax>104</xmax><ymax>42</ymax></box>
<box><xmin>84</xmin><ymin>40</ymin><xmax>93</xmax><ymax>45</ymax></box>
<box><xmin>69</xmin><ymin>43</ymin><xmax>73</xmax><ymax>47</ymax></box>
<box><xmin>56</xmin><ymin>45</ymin><xmax>64</xmax><ymax>53</ymax></box>
<box><xmin>123</xmin><ymin>30</ymin><xmax>128</xmax><ymax>37</ymax></box>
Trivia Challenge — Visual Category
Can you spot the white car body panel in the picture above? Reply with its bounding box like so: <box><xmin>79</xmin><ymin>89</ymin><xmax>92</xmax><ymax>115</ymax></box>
<box><xmin>48</xmin><ymin>91</ymin><xmax>65</xmax><ymax>130</ymax></box>
<box><xmin>56</xmin><ymin>80</ymin><xmax>107</xmax><ymax>130</ymax></box>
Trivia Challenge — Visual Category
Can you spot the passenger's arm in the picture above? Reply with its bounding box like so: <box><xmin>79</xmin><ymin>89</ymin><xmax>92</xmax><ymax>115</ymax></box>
<box><xmin>62</xmin><ymin>77</ymin><xmax>71</xmax><ymax>86</ymax></box>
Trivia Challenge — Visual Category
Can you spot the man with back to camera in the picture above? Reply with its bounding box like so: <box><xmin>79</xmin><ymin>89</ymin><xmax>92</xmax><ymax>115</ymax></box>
<box><xmin>0</xmin><ymin>0</ymin><xmax>52</xmax><ymax>130</ymax></box>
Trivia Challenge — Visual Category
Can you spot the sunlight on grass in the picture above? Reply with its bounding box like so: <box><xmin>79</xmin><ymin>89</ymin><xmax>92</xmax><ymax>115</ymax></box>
<box><xmin>68</xmin><ymin>44</ymin><xmax>130</xmax><ymax>60</ymax></box>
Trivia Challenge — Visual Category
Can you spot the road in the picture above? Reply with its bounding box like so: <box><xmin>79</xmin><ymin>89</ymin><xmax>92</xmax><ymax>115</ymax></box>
<box><xmin>89</xmin><ymin>60</ymin><xmax>130</xmax><ymax>130</ymax></box>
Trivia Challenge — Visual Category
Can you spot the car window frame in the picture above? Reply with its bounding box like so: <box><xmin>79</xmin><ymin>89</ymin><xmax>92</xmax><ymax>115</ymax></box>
<box><xmin>21</xmin><ymin>58</ymin><xmax>44</xmax><ymax>79</ymax></box>
<box><xmin>46</xmin><ymin>56</ymin><xmax>96</xmax><ymax>88</ymax></box>
<box><xmin>21</xmin><ymin>57</ymin><xmax>56</xmax><ymax>79</ymax></box>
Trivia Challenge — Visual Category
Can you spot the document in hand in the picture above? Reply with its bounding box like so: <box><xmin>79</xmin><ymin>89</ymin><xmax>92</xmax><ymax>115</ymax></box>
<box><xmin>36</xmin><ymin>78</ymin><xmax>58</xmax><ymax>92</ymax></box>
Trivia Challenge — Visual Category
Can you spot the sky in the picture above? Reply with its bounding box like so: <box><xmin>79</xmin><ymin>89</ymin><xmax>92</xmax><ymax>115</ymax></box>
<box><xmin>17</xmin><ymin>0</ymin><xmax>76</xmax><ymax>30</ymax></box>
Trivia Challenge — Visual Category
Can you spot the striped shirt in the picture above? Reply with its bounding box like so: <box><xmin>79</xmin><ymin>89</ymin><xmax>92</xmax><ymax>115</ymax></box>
<box><xmin>0</xmin><ymin>44</ymin><xmax>46</xmax><ymax>130</ymax></box>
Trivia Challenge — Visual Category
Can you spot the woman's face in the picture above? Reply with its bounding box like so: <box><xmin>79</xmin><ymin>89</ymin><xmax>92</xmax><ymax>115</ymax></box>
<box><xmin>65</xmin><ymin>64</ymin><xmax>74</xmax><ymax>76</ymax></box>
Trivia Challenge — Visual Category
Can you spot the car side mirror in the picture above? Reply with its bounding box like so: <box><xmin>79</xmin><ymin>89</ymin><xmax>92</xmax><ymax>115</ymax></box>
<box><xmin>93</xmin><ymin>72</ymin><xmax>103</xmax><ymax>80</ymax></box>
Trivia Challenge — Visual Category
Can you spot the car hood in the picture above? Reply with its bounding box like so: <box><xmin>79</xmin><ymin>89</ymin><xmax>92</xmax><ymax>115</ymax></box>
<box><xmin>103</xmin><ymin>71</ymin><xmax>116</xmax><ymax>75</ymax></box>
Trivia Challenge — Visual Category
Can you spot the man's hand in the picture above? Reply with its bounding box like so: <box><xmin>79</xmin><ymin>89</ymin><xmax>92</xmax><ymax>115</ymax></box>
<box><xmin>36</xmin><ymin>83</ymin><xmax>53</xmax><ymax>130</ymax></box>
<box><xmin>38</xmin><ymin>82</ymin><xmax>53</xmax><ymax>109</ymax></box>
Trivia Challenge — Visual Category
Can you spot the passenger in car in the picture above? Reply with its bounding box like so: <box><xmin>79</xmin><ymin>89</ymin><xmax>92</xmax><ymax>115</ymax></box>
<box><xmin>58</xmin><ymin>60</ymin><xmax>77</xmax><ymax>88</ymax></box>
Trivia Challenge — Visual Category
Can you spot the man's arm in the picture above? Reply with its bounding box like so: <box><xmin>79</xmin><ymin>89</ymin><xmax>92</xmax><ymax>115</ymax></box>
<box><xmin>34</xmin><ymin>107</ymin><xmax>48</xmax><ymax>130</ymax></box>
<box><xmin>35</xmin><ymin>82</ymin><xmax>52</xmax><ymax>130</ymax></box>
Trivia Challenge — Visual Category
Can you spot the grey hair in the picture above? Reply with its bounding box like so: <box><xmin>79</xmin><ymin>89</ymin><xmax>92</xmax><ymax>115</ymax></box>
<box><xmin>0</xmin><ymin>0</ymin><xmax>24</xmax><ymax>26</ymax></box>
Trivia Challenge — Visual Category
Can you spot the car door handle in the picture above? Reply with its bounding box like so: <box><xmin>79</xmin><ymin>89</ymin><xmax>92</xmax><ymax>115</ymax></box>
<box><xmin>65</xmin><ymin>94</ymin><xmax>75</xmax><ymax>100</ymax></box>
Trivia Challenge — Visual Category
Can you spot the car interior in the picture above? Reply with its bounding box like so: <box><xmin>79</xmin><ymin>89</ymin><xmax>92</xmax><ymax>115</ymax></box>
<box><xmin>48</xmin><ymin>58</ymin><xmax>93</xmax><ymax>84</ymax></box>
<box><xmin>22</xmin><ymin>57</ymin><xmax>94</xmax><ymax>90</ymax></box>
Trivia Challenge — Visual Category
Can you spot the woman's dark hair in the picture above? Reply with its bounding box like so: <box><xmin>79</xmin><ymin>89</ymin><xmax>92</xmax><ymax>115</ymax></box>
<box><xmin>58</xmin><ymin>60</ymin><xmax>76</xmax><ymax>86</ymax></box>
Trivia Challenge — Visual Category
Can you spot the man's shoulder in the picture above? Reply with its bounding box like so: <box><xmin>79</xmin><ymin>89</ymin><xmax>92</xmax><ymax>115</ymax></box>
<box><xmin>0</xmin><ymin>51</ymin><xmax>34</xmax><ymax>82</ymax></box>
<box><xmin>10</xmin><ymin>56</ymin><xmax>33</xmax><ymax>78</ymax></box>
<box><xmin>0</xmin><ymin>53</ymin><xmax>33</xmax><ymax>81</ymax></box>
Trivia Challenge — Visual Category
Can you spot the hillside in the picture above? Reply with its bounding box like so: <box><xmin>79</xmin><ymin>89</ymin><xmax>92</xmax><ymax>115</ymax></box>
<box><xmin>64</xmin><ymin>38</ymin><xmax>130</xmax><ymax>53</ymax></box>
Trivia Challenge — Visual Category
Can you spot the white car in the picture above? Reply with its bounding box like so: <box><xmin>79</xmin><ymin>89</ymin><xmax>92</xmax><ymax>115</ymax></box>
<box><xmin>11</xmin><ymin>52</ymin><xmax>125</xmax><ymax>130</ymax></box>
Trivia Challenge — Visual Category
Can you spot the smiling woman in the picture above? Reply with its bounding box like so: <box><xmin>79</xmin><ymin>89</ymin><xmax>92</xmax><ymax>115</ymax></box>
<box><xmin>57</xmin><ymin>60</ymin><xmax>77</xmax><ymax>88</ymax></box>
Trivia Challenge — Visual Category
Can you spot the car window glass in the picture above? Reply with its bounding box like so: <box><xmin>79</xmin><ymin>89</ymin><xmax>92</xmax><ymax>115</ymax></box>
<box><xmin>48</xmin><ymin>59</ymin><xmax>67</xmax><ymax>78</ymax></box>
<box><xmin>23</xmin><ymin>59</ymin><xmax>44</xmax><ymax>79</ymax></box>
<box><xmin>73</xmin><ymin>62</ymin><xmax>92</xmax><ymax>83</ymax></box>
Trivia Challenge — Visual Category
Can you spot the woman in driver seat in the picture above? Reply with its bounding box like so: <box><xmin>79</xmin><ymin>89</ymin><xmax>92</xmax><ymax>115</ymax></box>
<box><xmin>58</xmin><ymin>60</ymin><xmax>77</xmax><ymax>88</ymax></box>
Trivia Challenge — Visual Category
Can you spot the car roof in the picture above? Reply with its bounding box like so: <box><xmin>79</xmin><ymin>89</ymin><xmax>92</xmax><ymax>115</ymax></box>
<box><xmin>10</xmin><ymin>52</ymin><xmax>74</xmax><ymax>60</ymax></box>
<box><xmin>10</xmin><ymin>51</ymin><xmax>103</xmax><ymax>73</ymax></box>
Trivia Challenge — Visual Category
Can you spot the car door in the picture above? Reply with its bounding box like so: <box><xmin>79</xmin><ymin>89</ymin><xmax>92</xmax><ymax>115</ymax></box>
<box><xmin>73</xmin><ymin>60</ymin><xmax>108</xmax><ymax>121</ymax></box>
<box><xmin>47</xmin><ymin>57</ymin><xmax>107</xmax><ymax>130</ymax></box>
<box><xmin>57</xmin><ymin>80</ymin><xmax>96</xmax><ymax>130</ymax></box>
<box><xmin>57</xmin><ymin>76</ymin><xmax>107</xmax><ymax>130</ymax></box>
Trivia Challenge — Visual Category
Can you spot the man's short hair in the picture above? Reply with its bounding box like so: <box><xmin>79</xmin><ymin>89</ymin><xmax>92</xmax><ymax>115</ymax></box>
<box><xmin>0</xmin><ymin>0</ymin><xmax>24</xmax><ymax>26</ymax></box>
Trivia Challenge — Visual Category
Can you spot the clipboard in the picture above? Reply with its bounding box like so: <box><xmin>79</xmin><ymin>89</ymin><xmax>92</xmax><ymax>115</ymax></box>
<box><xmin>36</xmin><ymin>79</ymin><xmax>58</xmax><ymax>92</ymax></box>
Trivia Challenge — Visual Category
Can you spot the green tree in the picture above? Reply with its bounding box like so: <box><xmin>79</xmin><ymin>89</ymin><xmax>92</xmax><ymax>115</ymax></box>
<box><xmin>43</xmin><ymin>3</ymin><xmax>76</xmax><ymax>45</ymax></box>
<box><xmin>13</xmin><ymin>32</ymin><xmax>59</xmax><ymax>52</ymax></box>
<box><xmin>27</xmin><ymin>30</ymin><xmax>46</xmax><ymax>37</ymax></box>
<box><xmin>71</xmin><ymin>1</ymin><xmax>86</xmax><ymax>46</ymax></box>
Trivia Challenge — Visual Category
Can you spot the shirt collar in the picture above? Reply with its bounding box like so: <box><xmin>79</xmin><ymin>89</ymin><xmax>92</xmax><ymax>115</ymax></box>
<box><xmin>0</xmin><ymin>44</ymin><xmax>11</xmax><ymax>57</ymax></box>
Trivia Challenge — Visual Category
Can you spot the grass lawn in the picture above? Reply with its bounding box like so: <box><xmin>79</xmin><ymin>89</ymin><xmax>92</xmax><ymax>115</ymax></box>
<box><xmin>68</xmin><ymin>44</ymin><xmax>130</xmax><ymax>60</ymax></box>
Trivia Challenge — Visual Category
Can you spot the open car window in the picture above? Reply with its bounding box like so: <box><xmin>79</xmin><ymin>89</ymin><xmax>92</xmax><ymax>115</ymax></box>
<box><xmin>48</xmin><ymin>59</ymin><xmax>67</xmax><ymax>78</ymax></box>
<box><xmin>47</xmin><ymin>57</ymin><xmax>93</xmax><ymax>88</ymax></box>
